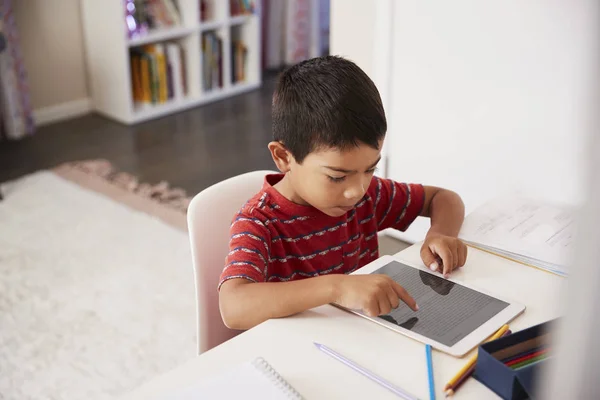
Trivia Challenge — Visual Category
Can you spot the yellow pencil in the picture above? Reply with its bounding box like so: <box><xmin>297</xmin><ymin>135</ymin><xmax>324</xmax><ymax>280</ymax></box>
<box><xmin>443</xmin><ymin>324</ymin><xmax>510</xmax><ymax>391</ymax></box>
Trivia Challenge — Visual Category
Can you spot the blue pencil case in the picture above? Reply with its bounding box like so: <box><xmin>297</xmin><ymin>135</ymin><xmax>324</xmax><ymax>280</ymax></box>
<box><xmin>473</xmin><ymin>320</ymin><xmax>555</xmax><ymax>400</ymax></box>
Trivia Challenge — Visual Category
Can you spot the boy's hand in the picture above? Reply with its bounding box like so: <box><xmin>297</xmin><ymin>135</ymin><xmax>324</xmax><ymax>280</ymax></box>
<box><xmin>421</xmin><ymin>233</ymin><xmax>468</xmax><ymax>278</ymax></box>
<box><xmin>333</xmin><ymin>275</ymin><xmax>418</xmax><ymax>317</ymax></box>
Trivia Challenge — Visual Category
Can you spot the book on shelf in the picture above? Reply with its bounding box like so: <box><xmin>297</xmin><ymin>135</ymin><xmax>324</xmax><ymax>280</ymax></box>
<box><xmin>148</xmin><ymin>48</ymin><xmax>159</xmax><ymax>103</ymax></box>
<box><xmin>166</xmin><ymin>44</ymin><xmax>185</xmax><ymax>100</ymax></box>
<box><xmin>130</xmin><ymin>42</ymin><xmax>187</xmax><ymax>106</ymax></box>
<box><xmin>231</xmin><ymin>40</ymin><xmax>248</xmax><ymax>84</ymax></box>
<box><xmin>126</xmin><ymin>0</ymin><xmax>182</xmax><ymax>39</ymax></box>
<box><xmin>200</xmin><ymin>0</ymin><xmax>212</xmax><ymax>22</ymax></box>
<box><xmin>230</xmin><ymin>0</ymin><xmax>255</xmax><ymax>16</ymax></box>
<box><xmin>202</xmin><ymin>32</ymin><xmax>223</xmax><ymax>91</ymax></box>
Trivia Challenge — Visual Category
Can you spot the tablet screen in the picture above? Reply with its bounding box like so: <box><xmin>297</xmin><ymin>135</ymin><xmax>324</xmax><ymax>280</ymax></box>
<box><xmin>373</xmin><ymin>261</ymin><xmax>509</xmax><ymax>347</ymax></box>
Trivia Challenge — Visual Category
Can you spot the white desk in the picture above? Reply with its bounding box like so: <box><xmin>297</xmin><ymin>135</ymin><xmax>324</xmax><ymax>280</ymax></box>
<box><xmin>122</xmin><ymin>244</ymin><xmax>564</xmax><ymax>399</ymax></box>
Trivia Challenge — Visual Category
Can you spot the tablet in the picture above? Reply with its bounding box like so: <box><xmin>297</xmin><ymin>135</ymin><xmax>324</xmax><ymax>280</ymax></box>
<box><xmin>347</xmin><ymin>255</ymin><xmax>525</xmax><ymax>356</ymax></box>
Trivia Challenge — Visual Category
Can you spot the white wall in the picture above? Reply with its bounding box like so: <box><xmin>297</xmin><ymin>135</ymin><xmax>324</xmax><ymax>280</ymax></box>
<box><xmin>330</xmin><ymin>0</ymin><xmax>377</xmax><ymax>79</ymax></box>
<box><xmin>331</xmin><ymin>0</ymin><xmax>597</xmax><ymax>243</ymax></box>
<box><xmin>330</xmin><ymin>0</ymin><xmax>394</xmax><ymax>173</ymax></box>
<box><xmin>14</xmin><ymin>0</ymin><xmax>91</xmax><ymax>125</ymax></box>
<box><xmin>330</xmin><ymin>0</ymin><xmax>393</xmax><ymax>109</ymax></box>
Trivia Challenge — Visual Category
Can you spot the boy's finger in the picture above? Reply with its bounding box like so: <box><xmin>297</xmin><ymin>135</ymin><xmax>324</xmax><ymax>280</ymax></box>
<box><xmin>386</xmin><ymin>285</ymin><xmax>400</xmax><ymax>309</ymax></box>
<box><xmin>365</xmin><ymin>297</ymin><xmax>379</xmax><ymax>317</ymax></box>
<box><xmin>378</xmin><ymin>293</ymin><xmax>392</xmax><ymax>315</ymax></box>
<box><xmin>392</xmin><ymin>281</ymin><xmax>419</xmax><ymax>311</ymax></box>
<box><xmin>457</xmin><ymin>243</ymin><xmax>468</xmax><ymax>267</ymax></box>
<box><xmin>436</xmin><ymin>246</ymin><xmax>453</xmax><ymax>277</ymax></box>
<box><xmin>421</xmin><ymin>245</ymin><xmax>440</xmax><ymax>272</ymax></box>
<box><xmin>451</xmin><ymin>244</ymin><xmax>459</xmax><ymax>269</ymax></box>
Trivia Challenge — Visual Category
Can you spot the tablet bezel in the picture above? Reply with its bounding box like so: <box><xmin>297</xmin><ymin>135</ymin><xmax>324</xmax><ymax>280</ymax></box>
<box><xmin>345</xmin><ymin>255</ymin><xmax>526</xmax><ymax>357</ymax></box>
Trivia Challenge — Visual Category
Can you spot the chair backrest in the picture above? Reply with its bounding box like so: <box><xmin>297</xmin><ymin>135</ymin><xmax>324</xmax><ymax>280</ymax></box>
<box><xmin>187</xmin><ymin>170</ymin><xmax>276</xmax><ymax>354</ymax></box>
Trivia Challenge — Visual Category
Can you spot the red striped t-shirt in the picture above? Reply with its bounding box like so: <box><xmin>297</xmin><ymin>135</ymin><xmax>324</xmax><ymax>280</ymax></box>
<box><xmin>219</xmin><ymin>174</ymin><xmax>425</xmax><ymax>288</ymax></box>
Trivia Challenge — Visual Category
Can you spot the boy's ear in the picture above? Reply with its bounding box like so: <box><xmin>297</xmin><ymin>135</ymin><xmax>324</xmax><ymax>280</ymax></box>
<box><xmin>268</xmin><ymin>141</ymin><xmax>293</xmax><ymax>173</ymax></box>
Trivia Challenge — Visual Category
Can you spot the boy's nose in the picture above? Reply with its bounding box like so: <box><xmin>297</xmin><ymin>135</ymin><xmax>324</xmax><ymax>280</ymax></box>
<box><xmin>343</xmin><ymin>181</ymin><xmax>367</xmax><ymax>202</ymax></box>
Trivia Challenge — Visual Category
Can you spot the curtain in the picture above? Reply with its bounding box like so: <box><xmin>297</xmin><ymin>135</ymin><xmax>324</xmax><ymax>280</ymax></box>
<box><xmin>0</xmin><ymin>0</ymin><xmax>34</xmax><ymax>141</ymax></box>
<box><xmin>261</xmin><ymin>0</ymin><xmax>330</xmax><ymax>71</ymax></box>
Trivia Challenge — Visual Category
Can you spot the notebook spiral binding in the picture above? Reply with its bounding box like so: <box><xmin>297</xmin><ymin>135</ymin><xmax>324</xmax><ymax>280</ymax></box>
<box><xmin>251</xmin><ymin>357</ymin><xmax>304</xmax><ymax>399</ymax></box>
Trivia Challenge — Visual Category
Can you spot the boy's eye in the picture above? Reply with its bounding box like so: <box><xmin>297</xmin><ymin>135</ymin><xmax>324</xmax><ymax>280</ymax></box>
<box><xmin>327</xmin><ymin>175</ymin><xmax>346</xmax><ymax>183</ymax></box>
<box><xmin>367</xmin><ymin>167</ymin><xmax>378</xmax><ymax>174</ymax></box>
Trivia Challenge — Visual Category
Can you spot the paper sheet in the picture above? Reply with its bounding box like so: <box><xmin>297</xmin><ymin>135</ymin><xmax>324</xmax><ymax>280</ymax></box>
<box><xmin>459</xmin><ymin>196</ymin><xmax>574</xmax><ymax>273</ymax></box>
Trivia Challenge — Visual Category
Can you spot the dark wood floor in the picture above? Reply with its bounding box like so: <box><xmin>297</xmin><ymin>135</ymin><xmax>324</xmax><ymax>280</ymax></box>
<box><xmin>0</xmin><ymin>78</ymin><xmax>277</xmax><ymax>195</ymax></box>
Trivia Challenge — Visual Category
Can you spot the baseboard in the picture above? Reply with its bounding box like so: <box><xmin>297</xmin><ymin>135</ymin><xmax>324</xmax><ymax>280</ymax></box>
<box><xmin>33</xmin><ymin>98</ymin><xmax>92</xmax><ymax>126</ymax></box>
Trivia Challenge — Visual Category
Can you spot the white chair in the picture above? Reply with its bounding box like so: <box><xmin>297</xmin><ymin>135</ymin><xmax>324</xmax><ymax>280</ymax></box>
<box><xmin>187</xmin><ymin>170</ymin><xmax>276</xmax><ymax>354</ymax></box>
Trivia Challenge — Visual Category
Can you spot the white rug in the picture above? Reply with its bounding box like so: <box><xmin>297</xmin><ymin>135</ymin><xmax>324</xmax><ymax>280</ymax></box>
<box><xmin>0</xmin><ymin>165</ymin><xmax>197</xmax><ymax>399</ymax></box>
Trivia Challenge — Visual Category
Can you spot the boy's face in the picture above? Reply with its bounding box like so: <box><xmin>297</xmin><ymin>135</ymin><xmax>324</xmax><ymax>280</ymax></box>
<box><xmin>269</xmin><ymin>140</ymin><xmax>383</xmax><ymax>217</ymax></box>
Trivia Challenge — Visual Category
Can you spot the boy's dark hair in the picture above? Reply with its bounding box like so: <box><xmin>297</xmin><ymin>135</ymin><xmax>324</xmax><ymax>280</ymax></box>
<box><xmin>272</xmin><ymin>56</ymin><xmax>387</xmax><ymax>163</ymax></box>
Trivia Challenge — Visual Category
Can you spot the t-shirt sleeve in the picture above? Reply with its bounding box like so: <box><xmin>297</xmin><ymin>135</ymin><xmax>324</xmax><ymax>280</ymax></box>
<box><xmin>370</xmin><ymin>176</ymin><xmax>425</xmax><ymax>232</ymax></box>
<box><xmin>218</xmin><ymin>211</ymin><xmax>270</xmax><ymax>290</ymax></box>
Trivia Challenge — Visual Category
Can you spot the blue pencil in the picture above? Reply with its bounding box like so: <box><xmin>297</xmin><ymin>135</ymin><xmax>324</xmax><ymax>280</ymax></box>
<box><xmin>426</xmin><ymin>345</ymin><xmax>436</xmax><ymax>400</ymax></box>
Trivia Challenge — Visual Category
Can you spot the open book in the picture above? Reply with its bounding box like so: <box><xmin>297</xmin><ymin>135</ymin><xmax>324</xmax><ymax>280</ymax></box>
<box><xmin>163</xmin><ymin>357</ymin><xmax>303</xmax><ymax>399</ymax></box>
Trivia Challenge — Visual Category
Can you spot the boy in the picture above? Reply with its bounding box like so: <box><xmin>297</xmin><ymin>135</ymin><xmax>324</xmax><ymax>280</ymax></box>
<box><xmin>219</xmin><ymin>56</ymin><xmax>467</xmax><ymax>330</ymax></box>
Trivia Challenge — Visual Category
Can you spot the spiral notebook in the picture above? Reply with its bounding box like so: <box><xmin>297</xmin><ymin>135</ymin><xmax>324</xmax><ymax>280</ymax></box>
<box><xmin>163</xmin><ymin>357</ymin><xmax>303</xmax><ymax>399</ymax></box>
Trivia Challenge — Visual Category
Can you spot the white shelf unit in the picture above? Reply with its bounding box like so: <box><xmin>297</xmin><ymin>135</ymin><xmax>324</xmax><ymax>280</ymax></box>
<box><xmin>81</xmin><ymin>0</ymin><xmax>261</xmax><ymax>125</ymax></box>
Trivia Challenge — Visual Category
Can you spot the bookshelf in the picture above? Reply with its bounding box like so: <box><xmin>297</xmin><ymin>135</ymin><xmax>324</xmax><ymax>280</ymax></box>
<box><xmin>81</xmin><ymin>0</ymin><xmax>261</xmax><ymax>125</ymax></box>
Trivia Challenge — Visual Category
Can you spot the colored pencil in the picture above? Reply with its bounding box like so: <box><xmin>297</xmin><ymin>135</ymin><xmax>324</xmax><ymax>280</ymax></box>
<box><xmin>314</xmin><ymin>343</ymin><xmax>418</xmax><ymax>400</ymax></box>
<box><xmin>505</xmin><ymin>348</ymin><xmax>549</xmax><ymax>367</ymax></box>
<box><xmin>445</xmin><ymin>330</ymin><xmax>512</xmax><ymax>397</ymax></box>
<box><xmin>513</xmin><ymin>356</ymin><xmax>551</xmax><ymax>370</ymax></box>
<box><xmin>443</xmin><ymin>325</ymin><xmax>510</xmax><ymax>396</ymax></box>
<box><xmin>501</xmin><ymin>345</ymin><xmax>548</xmax><ymax>364</ymax></box>
<box><xmin>426</xmin><ymin>344</ymin><xmax>436</xmax><ymax>400</ymax></box>
<box><xmin>510</xmin><ymin>354</ymin><xmax>549</xmax><ymax>370</ymax></box>
<box><xmin>444</xmin><ymin>364</ymin><xmax>475</xmax><ymax>397</ymax></box>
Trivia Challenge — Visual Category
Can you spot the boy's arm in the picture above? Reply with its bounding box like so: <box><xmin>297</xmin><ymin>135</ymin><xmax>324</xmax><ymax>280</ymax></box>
<box><xmin>219</xmin><ymin>275</ymin><xmax>336</xmax><ymax>330</ymax></box>
<box><xmin>420</xmin><ymin>186</ymin><xmax>467</xmax><ymax>277</ymax></box>
<box><xmin>370</xmin><ymin>177</ymin><xmax>466</xmax><ymax>277</ymax></box>
<box><xmin>220</xmin><ymin>274</ymin><xmax>418</xmax><ymax>330</ymax></box>
<box><xmin>420</xmin><ymin>186</ymin><xmax>465</xmax><ymax>237</ymax></box>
